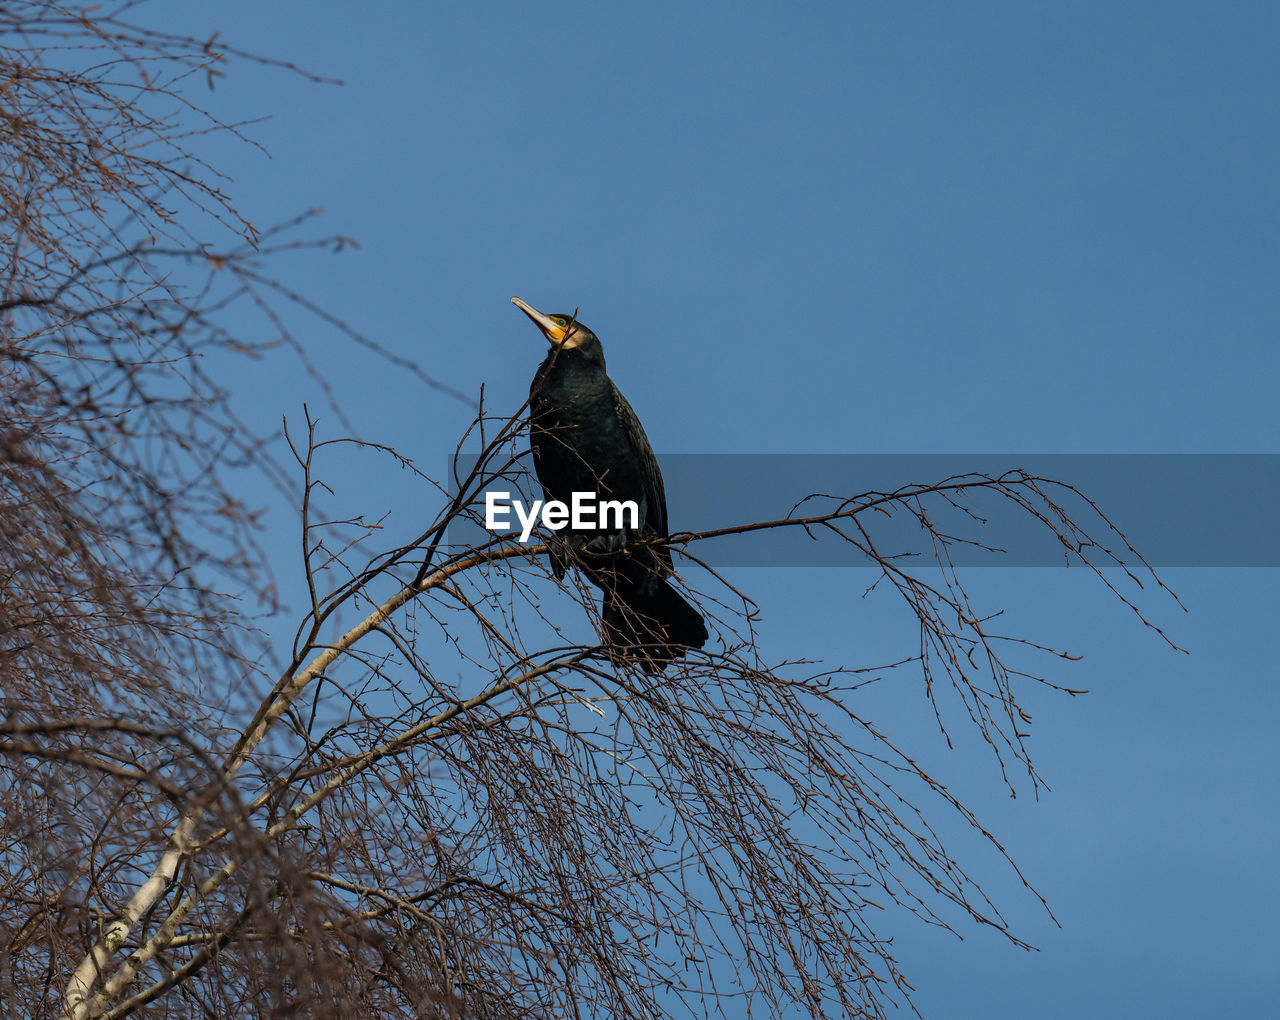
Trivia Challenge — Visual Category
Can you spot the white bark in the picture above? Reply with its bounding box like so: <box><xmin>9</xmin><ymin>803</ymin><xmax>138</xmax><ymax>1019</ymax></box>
<box><xmin>59</xmin><ymin>546</ymin><xmax>537</xmax><ymax>1019</ymax></box>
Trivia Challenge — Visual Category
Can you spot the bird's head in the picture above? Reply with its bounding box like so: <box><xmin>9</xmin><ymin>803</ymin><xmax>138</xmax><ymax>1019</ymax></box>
<box><xmin>510</xmin><ymin>296</ymin><xmax>604</xmax><ymax>364</ymax></box>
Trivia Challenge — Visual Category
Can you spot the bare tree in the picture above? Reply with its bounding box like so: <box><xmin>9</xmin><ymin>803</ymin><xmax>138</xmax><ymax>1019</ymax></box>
<box><xmin>1</xmin><ymin>5</ymin><xmax>1179</xmax><ymax>1019</ymax></box>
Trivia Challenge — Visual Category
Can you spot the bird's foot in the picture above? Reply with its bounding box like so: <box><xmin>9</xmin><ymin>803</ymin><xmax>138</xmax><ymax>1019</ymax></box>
<box><xmin>581</xmin><ymin>529</ymin><xmax>630</xmax><ymax>556</ymax></box>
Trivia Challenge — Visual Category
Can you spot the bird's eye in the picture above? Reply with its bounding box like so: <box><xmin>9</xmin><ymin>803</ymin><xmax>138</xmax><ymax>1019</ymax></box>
<box><xmin>552</xmin><ymin>317</ymin><xmax>567</xmax><ymax>327</ymax></box>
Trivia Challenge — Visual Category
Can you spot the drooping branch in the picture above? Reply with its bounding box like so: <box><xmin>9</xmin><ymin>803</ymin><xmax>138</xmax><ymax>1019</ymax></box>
<box><xmin>52</xmin><ymin>401</ymin><xmax>1181</xmax><ymax>1019</ymax></box>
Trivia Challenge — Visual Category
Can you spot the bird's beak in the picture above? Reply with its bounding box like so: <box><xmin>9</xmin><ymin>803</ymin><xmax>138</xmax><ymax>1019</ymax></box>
<box><xmin>510</xmin><ymin>296</ymin><xmax>567</xmax><ymax>344</ymax></box>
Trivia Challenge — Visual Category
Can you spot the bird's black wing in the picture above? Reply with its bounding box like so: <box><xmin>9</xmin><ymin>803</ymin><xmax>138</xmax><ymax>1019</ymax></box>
<box><xmin>610</xmin><ymin>382</ymin><xmax>673</xmax><ymax>571</ymax></box>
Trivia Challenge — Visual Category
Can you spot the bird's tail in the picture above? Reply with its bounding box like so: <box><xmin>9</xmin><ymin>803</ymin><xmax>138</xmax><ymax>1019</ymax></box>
<box><xmin>601</xmin><ymin>574</ymin><xmax>708</xmax><ymax>672</ymax></box>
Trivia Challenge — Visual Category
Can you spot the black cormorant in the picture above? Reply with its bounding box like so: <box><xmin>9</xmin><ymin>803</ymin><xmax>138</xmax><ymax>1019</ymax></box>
<box><xmin>510</xmin><ymin>296</ymin><xmax>708</xmax><ymax>670</ymax></box>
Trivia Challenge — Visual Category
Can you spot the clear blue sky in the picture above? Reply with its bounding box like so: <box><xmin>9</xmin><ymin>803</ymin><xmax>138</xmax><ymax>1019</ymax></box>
<box><xmin>153</xmin><ymin>2</ymin><xmax>1277</xmax><ymax>1015</ymax></box>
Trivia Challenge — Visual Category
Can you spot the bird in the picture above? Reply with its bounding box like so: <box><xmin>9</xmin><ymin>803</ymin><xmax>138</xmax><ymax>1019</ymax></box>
<box><xmin>510</xmin><ymin>295</ymin><xmax>708</xmax><ymax>671</ymax></box>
